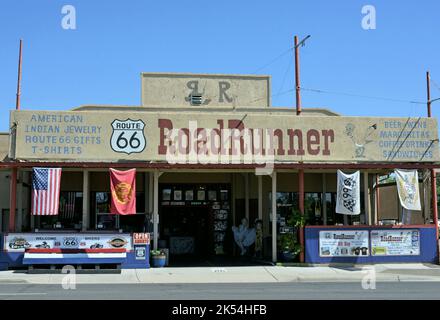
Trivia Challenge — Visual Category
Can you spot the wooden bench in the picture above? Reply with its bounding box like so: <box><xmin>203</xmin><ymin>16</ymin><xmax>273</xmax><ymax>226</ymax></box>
<box><xmin>23</xmin><ymin>248</ymin><xmax>127</xmax><ymax>269</ymax></box>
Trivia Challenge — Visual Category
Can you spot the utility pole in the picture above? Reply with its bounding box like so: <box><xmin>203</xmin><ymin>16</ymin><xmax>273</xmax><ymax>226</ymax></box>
<box><xmin>9</xmin><ymin>39</ymin><xmax>22</xmax><ymax>232</ymax></box>
<box><xmin>426</xmin><ymin>71</ymin><xmax>439</xmax><ymax>249</ymax></box>
<box><xmin>294</xmin><ymin>35</ymin><xmax>310</xmax><ymax>116</ymax></box>
<box><xmin>294</xmin><ymin>36</ymin><xmax>301</xmax><ymax>115</ymax></box>
<box><xmin>294</xmin><ymin>34</ymin><xmax>310</xmax><ymax>263</ymax></box>
<box><xmin>16</xmin><ymin>39</ymin><xmax>23</xmax><ymax>110</ymax></box>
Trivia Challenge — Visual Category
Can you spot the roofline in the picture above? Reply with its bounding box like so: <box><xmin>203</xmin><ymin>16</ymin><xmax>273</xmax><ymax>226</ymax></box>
<box><xmin>0</xmin><ymin>161</ymin><xmax>438</xmax><ymax>170</ymax></box>
<box><xmin>141</xmin><ymin>72</ymin><xmax>271</xmax><ymax>79</ymax></box>
<box><xmin>70</xmin><ymin>104</ymin><xmax>340</xmax><ymax>116</ymax></box>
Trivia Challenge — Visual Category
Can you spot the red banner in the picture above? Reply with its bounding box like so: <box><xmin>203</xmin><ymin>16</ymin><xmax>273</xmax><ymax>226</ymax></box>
<box><xmin>110</xmin><ymin>168</ymin><xmax>136</xmax><ymax>215</ymax></box>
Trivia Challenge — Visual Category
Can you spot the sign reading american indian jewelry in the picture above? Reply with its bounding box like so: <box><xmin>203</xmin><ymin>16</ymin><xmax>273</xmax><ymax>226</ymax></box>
<box><xmin>10</xmin><ymin>110</ymin><xmax>440</xmax><ymax>163</ymax></box>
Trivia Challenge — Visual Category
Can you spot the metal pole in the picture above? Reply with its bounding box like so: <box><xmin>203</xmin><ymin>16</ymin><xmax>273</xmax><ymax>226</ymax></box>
<box><xmin>298</xmin><ymin>169</ymin><xmax>305</xmax><ymax>262</ymax></box>
<box><xmin>427</xmin><ymin>70</ymin><xmax>439</xmax><ymax>261</ymax></box>
<box><xmin>258</xmin><ymin>175</ymin><xmax>263</xmax><ymax>220</ymax></box>
<box><xmin>375</xmin><ymin>174</ymin><xmax>380</xmax><ymax>225</ymax></box>
<box><xmin>153</xmin><ymin>170</ymin><xmax>159</xmax><ymax>250</ymax></box>
<box><xmin>244</xmin><ymin>173</ymin><xmax>249</xmax><ymax>221</ymax></box>
<box><xmin>82</xmin><ymin>170</ymin><xmax>89</xmax><ymax>231</ymax></box>
<box><xmin>364</xmin><ymin>172</ymin><xmax>371</xmax><ymax>225</ymax></box>
<box><xmin>9</xmin><ymin>168</ymin><xmax>17</xmax><ymax>232</ymax></box>
<box><xmin>294</xmin><ymin>36</ymin><xmax>301</xmax><ymax>115</ymax></box>
<box><xmin>431</xmin><ymin>170</ymin><xmax>438</xmax><ymax>233</ymax></box>
<box><xmin>271</xmin><ymin>171</ymin><xmax>277</xmax><ymax>263</ymax></box>
<box><xmin>322</xmin><ymin>173</ymin><xmax>327</xmax><ymax>225</ymax></box>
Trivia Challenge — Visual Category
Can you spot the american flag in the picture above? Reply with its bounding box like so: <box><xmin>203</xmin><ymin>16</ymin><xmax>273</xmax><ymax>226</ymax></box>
<box><xmin>31</xmin><ymin>168</ymin><xmax>62</xmax><ymax>216</ymax></box>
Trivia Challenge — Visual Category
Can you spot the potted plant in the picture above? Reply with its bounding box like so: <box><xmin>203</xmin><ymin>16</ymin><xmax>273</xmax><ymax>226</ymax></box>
<box><xmin>150</xmin><ymin>249</ymin><xmax>166</xmax><ymax>268</ymax></box>
<box><xmin>278</xmin><ymin>209</ymin><xmax>305</xmax><ymax>261</ymax></box>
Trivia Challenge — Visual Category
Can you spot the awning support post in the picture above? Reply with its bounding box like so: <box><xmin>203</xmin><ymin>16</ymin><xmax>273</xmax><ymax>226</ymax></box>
<box><xmin>271</xmin><ymin>171</ymin><xmax>277</xmax><ymax>263</ymax></box>
<box><xmin>258</xmin><ymin>175</ymin><xmax>263</xmax><ymax>221</ymax></box>
<box><xmin>364</xmin><ymin>172</ymin><xmax>371</xmax><ymax>225</ymax></box>
<box><xmin>9</xmin><ymin>168</ymin><xmax>17</xmax><ymax>232</ymax></box>
<box><xmin>298</xmin><ymin>169</ymin><xmax>305</xmax><ymax>263</ymax></box>
<box><xmin>82</xmin><ymin>170</ymin><xmax>89</xmax><ymax>231</ymax></box>
<box><xmin>153</xmin><ymin>170</ymin><xmax>162</xmax><ymax>250</ymax></box>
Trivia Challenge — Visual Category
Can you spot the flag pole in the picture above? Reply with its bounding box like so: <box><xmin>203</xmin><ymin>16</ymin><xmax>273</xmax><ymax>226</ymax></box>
<box><xmin>9</xmin><ymin>39</ymin><xmax>22</xmax><ymax>231</ymax></box>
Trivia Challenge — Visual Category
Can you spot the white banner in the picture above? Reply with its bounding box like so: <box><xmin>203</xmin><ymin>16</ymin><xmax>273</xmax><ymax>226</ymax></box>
<box><xmin>336</xmin><ymin>170</ymin><xmax>360</xmax><ymax>215</ymax></box>
<box><xmin>395</xmin><ymin>169</ymin><xmax>421</xmax><ymax>211</ymax></box>
<box><xmin>319</xmin><ymin>230</ymin><xmax>369</xmax><ymax>257</ymax></box>
<box><xmin>4</xmin><ymin>233</ymin><xmax>133</xmax><ymax>252</ymax></box>
<box><xmin>371</xmin><ymin>230</ymin><xmax>420</xmax><ymax>256</ymax></box>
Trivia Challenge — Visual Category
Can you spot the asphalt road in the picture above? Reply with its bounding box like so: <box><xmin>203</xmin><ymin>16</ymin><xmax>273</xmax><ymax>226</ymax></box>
<box><xmin>0</xmin><ymin>282</ymin><xmax>439</xmax><ymax>300</ymax></box>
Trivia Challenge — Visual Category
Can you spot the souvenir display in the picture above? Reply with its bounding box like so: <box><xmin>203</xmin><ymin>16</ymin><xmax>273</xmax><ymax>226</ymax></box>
<box><xmin>211</xmin><ymin>196</ymin><xmax>230</xmax><ymax>255</ymax></box>
<box><xmin>208</xmin><ymin>190</ymin><xmax>217</xmax><ymax>201</ymax></box>
<box><xmin>185</xmin><ymin>190</ymin><xmax>194</xmax><ymax>201</ymax></box>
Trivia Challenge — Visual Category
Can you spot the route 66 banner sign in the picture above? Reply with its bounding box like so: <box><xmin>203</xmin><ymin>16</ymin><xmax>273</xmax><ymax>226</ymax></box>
<box><xmin>336</xmin><ymin>170</ymin><xmax>360</xmax><ymax>215</ymax></box>
<box><xmin>111</xmin><ymin>119</ymin><xmax>146</xmax><ymax>154</ymax></box>
<box><xmin>395</xmin><ymin>169</ymin><xmax>421</xmax><ymax>211</ymax></box>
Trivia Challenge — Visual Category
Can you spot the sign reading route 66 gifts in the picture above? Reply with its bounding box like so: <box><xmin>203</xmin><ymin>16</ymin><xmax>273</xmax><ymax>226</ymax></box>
<box><xmin>110</xmin><ymin>119</ymin><xmax>146</xmax><ymax>154</ymax></box>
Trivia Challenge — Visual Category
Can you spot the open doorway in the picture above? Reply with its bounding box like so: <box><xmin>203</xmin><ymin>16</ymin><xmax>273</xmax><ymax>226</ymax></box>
<box><xmin>159</xmin><ymin>183</ymin><xmax>232</xmax><ymax>266</ymax></box>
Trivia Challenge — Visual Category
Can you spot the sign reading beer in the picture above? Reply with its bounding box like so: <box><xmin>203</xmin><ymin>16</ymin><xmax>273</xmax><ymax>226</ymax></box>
<box><xmin>10</xmin><ymin>110</ymin><xmax>440</xmax><ymax>163</ymax></box>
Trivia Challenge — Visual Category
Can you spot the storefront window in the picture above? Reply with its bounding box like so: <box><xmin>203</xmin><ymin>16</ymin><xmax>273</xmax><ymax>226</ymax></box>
<box><xmin>37</xmin><ymin>192</ymin><xmax>83</xmax><ymax>230</ymax></box>
<box><xmin>269</xmin><ymin>191</ymin><xmax>367</xmax><ymax>227</ymax></box>
<box><xmin>325</xmin><ymin>192</ymin><xmax>365</xmax><ymax>225</ymax></box>
<box><xmin>91</xmin><ymin>191</ymin><xmax>145</xmax><ymax>231</ymax></box>
<box><xmin>304</xmin><ymin>193</ymin><xmax>322</xmax><ymax>225</ymax></box>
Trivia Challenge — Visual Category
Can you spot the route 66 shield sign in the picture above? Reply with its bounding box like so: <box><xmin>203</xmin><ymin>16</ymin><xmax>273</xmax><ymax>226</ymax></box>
<box><xmin>111</xmin><ymin>119</ymin><xmax>146</xmax><ymax>154</ymax></box>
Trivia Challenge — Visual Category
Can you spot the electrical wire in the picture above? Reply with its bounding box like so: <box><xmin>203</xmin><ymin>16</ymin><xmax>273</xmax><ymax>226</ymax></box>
<box><xmin>275</xmin><ymin>50</ymin><xmax>293</xmax><ymax>98</ymax></box>
<box><xmin>252</xmin><ymin>47</ymin><xmax>293</xmax><ymax>74</ymax></box>
<box><xmin>245</xmin><ymin>88</ymin><xmax>294</xmax><ymax>105</ymax></box>
<box><xmin>300</xmin><ymin>87</ymin><xmax>425</xmax><ymax>105</ymax></box>
<box><xmin>430</xmin><ymin>77</ymin><xmax>440</xmax><ymax>93</ymax></box>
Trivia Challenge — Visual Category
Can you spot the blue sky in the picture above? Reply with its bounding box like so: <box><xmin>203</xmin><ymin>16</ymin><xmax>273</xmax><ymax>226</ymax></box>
<box><xmin>1</xmin><ymin>0</ymin><xmax>439</xmax><ymax>131</ymax></box>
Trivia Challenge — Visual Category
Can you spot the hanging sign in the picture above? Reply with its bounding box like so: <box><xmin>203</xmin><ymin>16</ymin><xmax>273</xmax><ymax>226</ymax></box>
<box><xmin>336</xmin><ymin>170</ymin><xmax>360</xmax><ymax>215</ymax></box>
<box><xmin>395</xmin><ymin>169</ymin><xmax>421</xmax><ymax>211</ymax></box>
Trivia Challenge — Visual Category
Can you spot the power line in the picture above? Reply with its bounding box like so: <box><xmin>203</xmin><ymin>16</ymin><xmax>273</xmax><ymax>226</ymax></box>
<box><xmin>430</xmin><ymin>77</ymin><xmax>440</xmax><ymax>93</ymax></box>
<box><xmin>252</xmin><ymin>47</ymin><xmax>293</xmax><ymax>74</ymax></box>
<box><xmin>300</xmin><ymin>87</ymin><xmax>426</xmax><ymax>105</ymax></box>
<box><xmin>276</xmin><ymin>50</ymin><xmax>293</xmax><ymax>98</ymax></box>
<box><xmin>245</xmin><ymin>88</ymin><xmax>294</xmax><ymax>105</ymax></box>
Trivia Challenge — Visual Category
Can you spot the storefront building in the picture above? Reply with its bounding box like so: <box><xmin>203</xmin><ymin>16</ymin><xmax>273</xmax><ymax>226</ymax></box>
<box><xmin>0</xmin><ymin>72</ymin><xmax>439</xmax><ymax>269</ymax></box>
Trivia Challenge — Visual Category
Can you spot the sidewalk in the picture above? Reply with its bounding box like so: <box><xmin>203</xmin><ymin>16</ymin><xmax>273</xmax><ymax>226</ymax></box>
<box><xmin>1</xmin><ymin>264</ymin><xmax>440</xmax><ymax>284</ymax></box>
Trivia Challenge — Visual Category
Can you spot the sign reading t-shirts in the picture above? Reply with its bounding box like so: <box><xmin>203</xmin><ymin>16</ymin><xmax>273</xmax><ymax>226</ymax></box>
<box><xmin>336</xmin><ymin>170</ymin><xmax>360</xmax><ymax>215</ymax></box>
